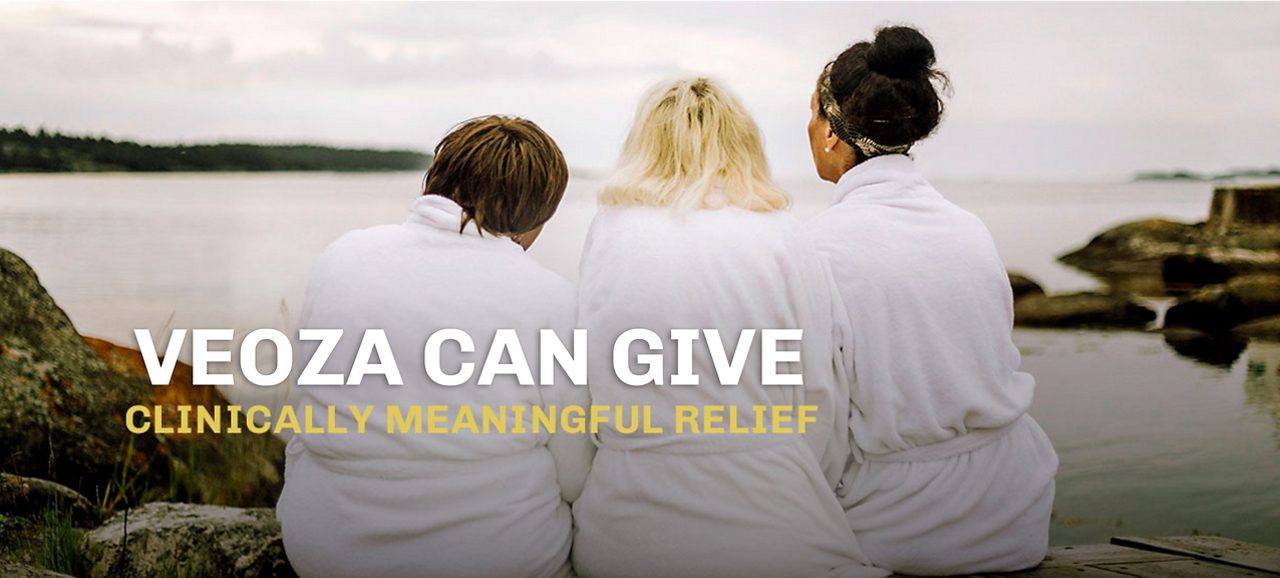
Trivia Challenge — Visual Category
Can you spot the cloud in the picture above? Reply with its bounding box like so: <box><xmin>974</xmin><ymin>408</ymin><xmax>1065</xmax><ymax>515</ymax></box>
<box><xmin>0</xmin><ymin>2</ymin><xmax>1277</xmax><ymax>180</ymax></box>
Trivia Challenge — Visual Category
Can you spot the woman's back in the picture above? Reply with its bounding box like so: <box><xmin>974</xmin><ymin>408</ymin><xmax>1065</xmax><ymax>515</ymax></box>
<box><xmin>293</xmin><ymin>209</ymin><xmax>579</xmax><ymax>463</ymax></box>
<box><xmin>579</xmin><ymin>205</ymin><xmax>845</xmax><ymax>464</ymax></box>
<box><xmin>802</xmin><ymin>26</ymin><xmax>1056</xmax><ymax>573</ymax></box>
<box><xmin>280</xmin><ymin>198</ymin><xmax>586</xmax><ymax>578</ymax></box>
<box><xmin>807</xmin><ymin>155</ymin><xmax>1035</xmax><ymax>455</ymax></box>
<box><xmin>806</xmin><ymin>157</ymin><xmax>1056</xmax><ymax>575</ymax></box>
<box><xmin>572</xmin><ymin>76</ymin><xmax>885</xmax><ymax>578</ymax></box>
<box><xmin>278</xmin><ymin>116</ymin><xmax>590</xmax><ymax>578</ymax></box>
<box><xmin>574</xmin><ymin>203</ymin><xmax>883</xmax><ymax>578</ymax></box>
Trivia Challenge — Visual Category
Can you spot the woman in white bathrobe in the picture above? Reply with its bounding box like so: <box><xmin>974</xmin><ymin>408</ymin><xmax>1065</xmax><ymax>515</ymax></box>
<box><xmin>804</xmin><ymin>27</ymin><xmax>1059</xmax><ymax>576</ymax></box>
<box><xmin>573</xmin><ymin>77</ymin><xmax>888</xmax><ymax>578</ymax></box>
<box><xmin>277</xmin><ymin>116</ymin><xmax>594</xmax><ymax>578</ymax></box>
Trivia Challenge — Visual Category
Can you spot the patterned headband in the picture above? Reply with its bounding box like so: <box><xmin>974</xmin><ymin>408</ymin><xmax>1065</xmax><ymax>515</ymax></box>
<box><xmin>817</xmin><ymin>62</ymin><xmax>913</xmax><ymax>158</ymax></box>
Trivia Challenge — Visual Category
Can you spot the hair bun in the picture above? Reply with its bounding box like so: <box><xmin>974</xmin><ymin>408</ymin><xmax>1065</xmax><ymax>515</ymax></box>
<box><xmin>867</xmin><ymin>26</ymin><xmax>936</xmax><ymax>79</ymax></box>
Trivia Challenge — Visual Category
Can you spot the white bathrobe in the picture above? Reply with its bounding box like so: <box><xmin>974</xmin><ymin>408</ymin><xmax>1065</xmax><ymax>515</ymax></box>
<box><xmin>573</xmin><ymin>205</ymin><xmax>889</xmax><ymax>578</ymax></box>
<box><xmin>807</xmin><ymin>155</ymin><xmax>1059</xmax><ymax>576</ymax></box>
<box><xmin>277</xmin><ymin>195</ymin><xmax>593</xmax><ymax>578</ymax></box>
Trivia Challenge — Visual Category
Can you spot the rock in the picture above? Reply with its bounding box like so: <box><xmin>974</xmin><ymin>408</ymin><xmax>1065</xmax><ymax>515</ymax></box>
<box><xmin>1008</xmin><ymin>272</ymin><xmax>1045</xmax><ymax>301</ymax></box>
<box><xmin>1060</xmin><ymin>186</ymin><xmax>1280</xmax><ymax>278</ymax></box>
<box><xmin>1226</xmin><ymin>274</ymin><xmax>1280</xmax><ymax>312</ymax></box>
<box><xmin>1162</xmin><ymin>254</ymin><xmax>1233</xmax><ymax>286</ymax></box>
<box><xmin>1164</xmin><ymin>285</ymin><xmax>1242</xmax><ymax>333</ymax></box>
<box><xmin>0</xmin><ymin>501</ymin><xmax>86</xmax><ymax>576</ymax></box>
<box><xmin>0</xmin><ymin>247</ymin><xmax>283</xmax><ymax>512</ymax></box>
<box><xmin>1233</xmin><ymin>316</ymin><xmax>1280</xmax><ymax>340</ymax></box>
<box><xmin>0</xmin><ymin>247</ymin><xmax>161</xmax><ymax>501</ymax></box>
<box><xmin>83</xmin><ymin>337</ymin><xmax>286</xmax><ymax>509</ymax></box>
<box><xmin>79</xmin><ymin>502</ymin><xmax>294</xmax><ymax>578</ymax></box>
<box><xmin>1165</xmin><ymin>274</ymin><xmax>1280</xmax><ymax>333</ymax></box>
<box><xmin>1207</xmin><ymin>183</ymin><xmax>1280</xmax><ymax>233</ymax></box>
<box><xmin>0</xmin><ymin>563</ymin><xmax>75</xmax><ymax>577</ymax></box>
<box><xmin>1014</xmin><ymin>292</ymin><xmax>1157</xmax><ymax>329</ymax></box>
<box><xmin>1059</xmin><ymin>218</ymin><xmax>1202</xmax><ymax>275</ymax></box>
<box><xmin>1162</xmin><ymin>327</ymin><xmax>1247</xmax><ymax>368</ymax></box>
<box><xmin>0</xmin><ymin>473</ymin><xmax>97</xmax><ymax>528</ymax></box>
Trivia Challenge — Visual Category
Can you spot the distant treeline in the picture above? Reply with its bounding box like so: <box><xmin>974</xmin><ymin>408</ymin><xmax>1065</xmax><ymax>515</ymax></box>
<box><xmin>0</xmin><ymin>127</ymin><xmax>431</xmax><ymax>173</ymax></box>
<box><xmin>1135</xmin><ymin>168</ymin><xmax>1280</xmax><ymax>182</ymax></box>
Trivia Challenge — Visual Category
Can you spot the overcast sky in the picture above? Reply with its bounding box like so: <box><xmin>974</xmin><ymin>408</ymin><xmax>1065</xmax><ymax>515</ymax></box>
<box><xmin>1</xmin><ymin>2</ymin><xmax>1277</xmax><ymax>181</ymax></box>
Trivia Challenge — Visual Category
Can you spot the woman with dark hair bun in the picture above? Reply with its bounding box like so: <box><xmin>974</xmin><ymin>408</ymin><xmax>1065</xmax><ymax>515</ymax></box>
<box><xmin>806</xmin><ymin>26</ymin><xmax>1060</xmax><ymax>575</ymax></box>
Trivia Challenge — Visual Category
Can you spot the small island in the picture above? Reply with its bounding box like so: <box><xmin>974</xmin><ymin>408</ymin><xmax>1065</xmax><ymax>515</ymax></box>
<box><xmin>0</xmin><ymin>127</ymin><xmax>432</xmax><ymax>173</ymax></box>
<box><xmin>1134</xmin><ymin>168</ymin><xmax>1280</xmax><ymax>182</ymax></box>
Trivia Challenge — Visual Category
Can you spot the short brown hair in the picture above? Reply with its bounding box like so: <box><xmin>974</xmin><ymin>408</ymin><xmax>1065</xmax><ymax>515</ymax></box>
<box><xmin>422</xmin><ymin>116</ymin><xmax>569</xmax><ymax>236</ymax></box>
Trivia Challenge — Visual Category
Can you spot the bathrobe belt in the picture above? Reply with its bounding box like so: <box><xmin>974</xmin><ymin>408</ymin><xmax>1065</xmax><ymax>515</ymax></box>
<box><xmin>298</xmin><ymin>446</ymin><xmax>547</xmax><ymax>480</ymax></box>
<box><xmin>859</xmin><ymin>414</ymin><xmax>1026</xmax><ymax>463</ymax></box>
<box><xmin>593</xmin><ymin>431</ymin><xmax>801</xmax><ymax>455</ymax></box>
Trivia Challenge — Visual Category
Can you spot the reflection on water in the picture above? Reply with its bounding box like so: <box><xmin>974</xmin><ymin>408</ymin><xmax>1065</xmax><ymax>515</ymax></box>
<box><xmin>1073</xmin><ymin>270</ymin><xmax>1262</xmax><ymax>369</ymax></box>
<box><xmin>1246</xmin><ymin>341</ymin><xmax>1280</xmax><ymax>447</ymax></box>
<box><xmin>1163</xmin><ymin>328</ymin><xmax>1249</xmax><ymax>368</ymax></box>
<box><xmin>1023</xmin><ymin>330</ymin><xmax>1280</xmax><ymax>548</ymax></box>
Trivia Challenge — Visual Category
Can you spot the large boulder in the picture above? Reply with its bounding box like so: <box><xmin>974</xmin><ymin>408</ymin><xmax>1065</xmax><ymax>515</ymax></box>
<box><xmin>0</xmin><ymin>473</ymin><xmax>97</xmax><ymax>528</ymax></box>
<box><xmin>0</xmin><ymin>248</ymin><xmax>160</xmax><ymax>501</ymax></box>
<box><xmin>80</xmin><ymin>502</ymin><xmax>294</xmax><ymax>578</ymax></box>
<box><xmin>1165</xmin><ymin>274</ymin><xmax>1280</xmax><ymax>333</ymax></box>
<box><xmin>83</xmin><ymin>337</ymin><xmax>286</xmax><ymax>509</ymax></box>
<box><xmin>1014</xmin><ymin>292</ymin><xmax>1157</xmax><ymax>329</ymax></box>
<box><xmin>1061</xmin><ymin>184</ymin><xmax>1280</xmax><ymax>280</ymax></box>
<box><xmin>0</xmin><ymin>247</ymin><xmax>284</xmax><ymax>511</ymax></box>
<box><xmin>1060</xmin><ymin>212</ymin><xmax>1280</xmax><ymax>281</ymax></box>
<box><xmin>1059</xmin><ymin>219</ymin><xmax>1202</xmax><ymax>275</ymax></box>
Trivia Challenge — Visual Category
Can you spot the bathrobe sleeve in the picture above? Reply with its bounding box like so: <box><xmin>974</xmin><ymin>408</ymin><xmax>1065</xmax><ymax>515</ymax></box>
<box><xmin>830</xmin><ymin>292</ymin><xmax>865</xmax><ymax>466</ymax></box>
<box><xmin>543</xmin><ymin>292</ymin><xmax>595</xmax><ymax>504</ymax></box>
<box><xmin>547</xmin><ymin>380</ymin><xmax>594</xmax><ymax>503</ymax></box>
<box><xmin>790</xmin><ymin>232</ymin><xmax>855</xmax><ymax>490</ymax></box>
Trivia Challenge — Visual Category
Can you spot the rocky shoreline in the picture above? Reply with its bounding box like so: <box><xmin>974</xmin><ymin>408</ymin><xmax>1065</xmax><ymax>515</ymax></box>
<box><xmin>1</xmin><ymin>182</ymin><xmax>1277</xmax><ymax>575</ymax></box>
<box><xmin>0</xmin><ymin>247</ymin><xmax>291</xmax><ymax>576</ymax></box>
<box><xmin>1059</xmin><ymin>184</ymin><xmax>1280</xmax><ymax>277</ymax></box>
<box><xmin>1009</xmin><ymin>182</ymin><xmax>1280</xmax><ymax>367</ymax></box>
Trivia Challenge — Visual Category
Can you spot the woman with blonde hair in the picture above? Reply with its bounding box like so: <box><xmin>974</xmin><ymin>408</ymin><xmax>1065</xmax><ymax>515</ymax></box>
<box><xmin>572</xmin><ymin>77</ymin><xmax>887</xmax><ymax>578</ymax></box>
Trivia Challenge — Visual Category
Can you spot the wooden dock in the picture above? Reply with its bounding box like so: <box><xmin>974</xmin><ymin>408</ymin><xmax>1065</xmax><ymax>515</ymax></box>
<box><xmin>900</xmin><ymin>536</ymin><xmax>1280</xmax><ymax>577</ymax></box>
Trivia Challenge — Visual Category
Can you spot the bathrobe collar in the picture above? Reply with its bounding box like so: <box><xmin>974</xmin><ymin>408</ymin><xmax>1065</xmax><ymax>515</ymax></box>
<box><xmin>831</xmin><ymin>154</ymin><xmax>937</xmax><ymax>206</ymax></box>
<box><xmin>405</xmin><ymin>194</ymin><xmax>523</xmax><ymax>253</ymax></box>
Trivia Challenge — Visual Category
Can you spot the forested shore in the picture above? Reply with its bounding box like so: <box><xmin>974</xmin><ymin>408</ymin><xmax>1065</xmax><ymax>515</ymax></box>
<box><xmin>0</xmin><ymin>128</ymin><xmax>431</xmax><ymax>173</ymax></box>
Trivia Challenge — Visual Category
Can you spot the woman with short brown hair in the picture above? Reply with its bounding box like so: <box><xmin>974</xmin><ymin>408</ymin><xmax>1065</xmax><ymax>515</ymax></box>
<box><xmin>422</xmin><ymin>115</ymin><xmax>568</xmax><ymax>247</ymax></box>
<box><xmin>278</xmin><ymin>115</ymin><xmax>592</xmax><ymax>578</ymax></box>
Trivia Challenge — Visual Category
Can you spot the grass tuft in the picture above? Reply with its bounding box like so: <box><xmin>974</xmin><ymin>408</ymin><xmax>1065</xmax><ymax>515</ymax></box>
<box><xmin>36</xmin><ymin>508</ymin><xmax>84</xmax><ymax>576</ymax></box>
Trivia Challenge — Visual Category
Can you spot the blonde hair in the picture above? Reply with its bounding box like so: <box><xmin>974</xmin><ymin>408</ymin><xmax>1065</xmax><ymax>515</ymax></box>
<box><xmin>599</xmin><ymin>77</ymin><xmax>790</xmax><ymax>212</ymax></box>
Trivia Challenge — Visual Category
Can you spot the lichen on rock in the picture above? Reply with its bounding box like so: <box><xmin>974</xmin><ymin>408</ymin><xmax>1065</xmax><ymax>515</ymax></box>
<box><xmin>0</xmin><ymin>248</ymin><xmax>160</xmax><ymax>502</ymax></box>
<box><xmin>0</xmin><ymin>247</ymin><xmax>285</xmax><ymax>514</ymax></box>
<box><xmin>79</xmin><ymin>502</ymin><xmax>294</xmax><ymax>578</ymax></box>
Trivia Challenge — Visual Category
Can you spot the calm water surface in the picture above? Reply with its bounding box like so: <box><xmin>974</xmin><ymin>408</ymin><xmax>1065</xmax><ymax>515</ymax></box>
<box><xmin>1</xmin><ymin>172</ymin><xmax>1276</xmax><ymax>546</ymax></box>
